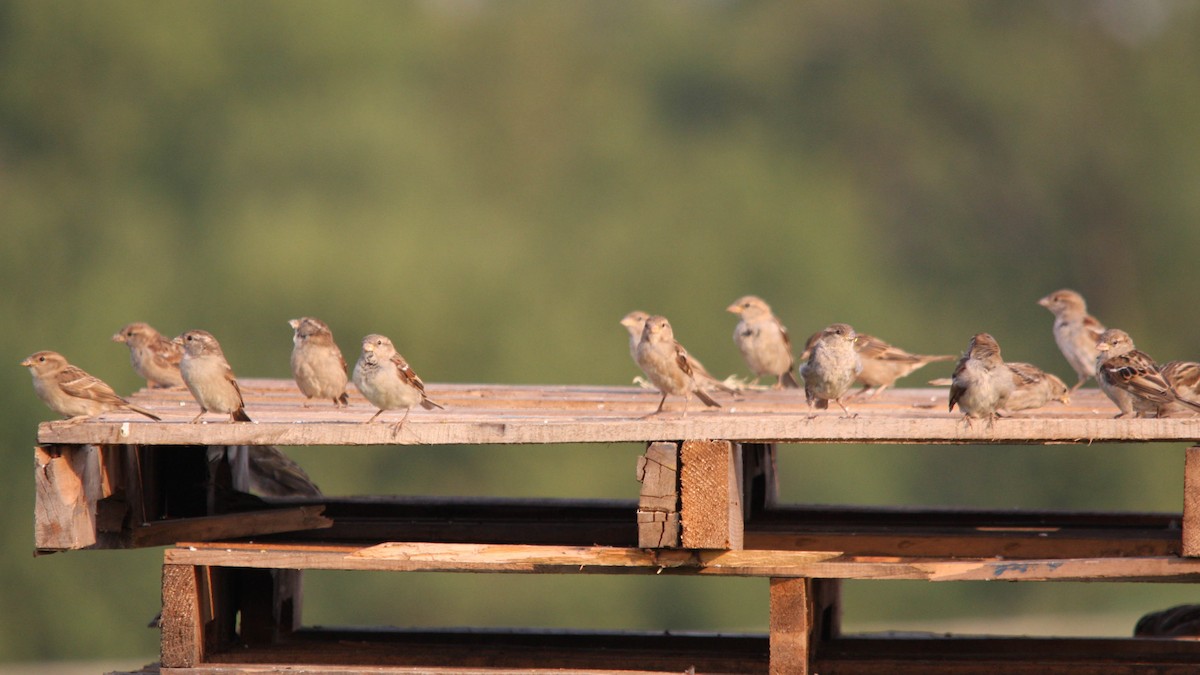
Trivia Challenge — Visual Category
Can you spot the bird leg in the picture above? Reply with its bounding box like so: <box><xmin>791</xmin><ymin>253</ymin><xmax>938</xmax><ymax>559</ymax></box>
<box><xmin>391</xmin><ymin>408</ymin><xmax>412</xmax><ymax>437</ymax></box>
<box><xmin>367</xmin><ymin>409</ymin><xmax>385</xmax><ymax>423</ymax></box>
<box><xmin>641</xmin><ymin>393</ymin><xmax>669</xmax><ymax>419</ymax></box>
<box><xmin>834</xmin><ymin>398</ymin><xmax>856</xmax><ymax>418</ymax></box>
<box><xmin>189</xmin><ymin>409</ymin><xmax>208</xmax><ymax>424</ymax></box>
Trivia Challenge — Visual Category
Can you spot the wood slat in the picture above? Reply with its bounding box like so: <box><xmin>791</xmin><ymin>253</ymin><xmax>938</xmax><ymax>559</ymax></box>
<box><xmin>34</xmin><ymin>382</ymin><xmax>1200</xmax><ymax>446</ymax></box>
<box><xmin>162</xmin><ymin>541</ymin><xmax>1200</xmax><ymax>582</ymax></box>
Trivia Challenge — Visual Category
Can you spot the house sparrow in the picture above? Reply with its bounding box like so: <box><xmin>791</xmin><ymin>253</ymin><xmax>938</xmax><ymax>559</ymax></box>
<box><xmin>352</xmin><ymin>334</ymin><xmax>443</xmax><ymax>434</ymax></box>
<box><xmin>948</xmin><ymin>333</ymin><xmax>1015</xmax><ymax>426</ymax></box>
<box><xmin>1156</xmin><ymin>361</ymin><xmax>1200</xmax><ymax>417</ymax></box>
<box><xmin>1095</xmin><ymin>329</ymin><xmax>1200</xmax><ymax>418</ymax></box>
<box><xmin>800</xmin><ymin>323</ymin><xmax>862</xmax><ymax>415</ymax></box>
<box><xmin>112</xmin><ymin>322</ymin><xmax>185</xmax><ymax>388</ymax></box>
<box><xmin>1038</xmin><ymin>289</ymin><xmax>1106</xmax><ymax>392</ymax></box>
<box><xmin>634</xmin><ymin>315</ymin><xmax>723</xmax><ymax>416</ymax></box>
<box><xmin>176</xmin><ymin>330</ymin><xmax>252</xmax><ymax>423</ymax></box>
<box><xmin>726</xmin><ymin>295</ymin><xmax>800</xmax><ymax>389</ymax></box>
<box><xmin>620</xmin><ymin>311</ymin><xmax>652</xmax><ymax>362</ymax></box>
<box><xmin>1002</xmin><ymin>362</ymin><xmax>1070</xmax><ymax>412</ymax></box>
<box><xmin>289</xmin><ymin>317</ymin><xmax>349</xmax><ymax>407</ymax></box>
<box><xmin>21</xmin><ymin>351</ymin><xmax>161</xmax><ymax>423</ymax></box>
<box><xmin>847</xmin><ymin>333</ymin><xmax>954</xmax><ymax>398</ymax></box>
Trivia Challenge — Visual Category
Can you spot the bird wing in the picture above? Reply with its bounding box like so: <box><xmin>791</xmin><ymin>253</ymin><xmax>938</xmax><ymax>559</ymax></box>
<box><xmin>57</xmin><ymin>365</ymin><xmax>125</xmax><ymax>405</ymax></box>
<box><xmin>1082</xmin><ymin>315</ymin><xmax>1106</xmax><ymax>345</ymax></box>
<box><xmin>391</xmin><ymin>353</ymin><xmax>428</xmax><ymax>393</ymax></box>
<box><xmin>1102</xmin><ymin>351</ymin><xmax>1175</xmax><ymax>403</ymax></box>
<box><xmin>1006</xmin><ymin>362</ymin><xmax>1045</xmax><ymax>386</ymax></box>
<box><xmin>152</xmin><ymin>337</ymin><xmax>184</xmax><ymax>370</ymax></box>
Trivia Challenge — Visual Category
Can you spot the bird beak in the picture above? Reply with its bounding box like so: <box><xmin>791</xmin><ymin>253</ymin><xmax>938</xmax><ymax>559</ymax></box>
<box><xmin>171</xmin><ymin>337</ymin><xmax>184</xmax><ymax>347</ymax></box>
<box><xmin>363</xmin><ymin>343</ymin><xmax>375</xmax><ymax>353</ymax></box>
<box><xmin>19</xmin><ymin>358</ymin><xmax>32</xmax><ymax>367</ymax></box>
<box><xmin>1096</xmin><ymin>342</ymin><xmax>1110</xmax><ymax>352</ymax></box>
<box><xmin>111</xmin><ymin>333</ymin><xmax>125</xmax><ymax>343</ymax></box>
<box><xmin>288</xmin><ymin>319</ymin><xmax>300</xmax><ymax>330</ymax></box>
<box><xmin>725</xmin><ymin>303</ymin><xmax>742</xmax><ymax>314</ymax></box>
<box><xmin>1037</xmin><ymin>296</ymin><xmax>1051</xmax><ymax>308</ymax></box>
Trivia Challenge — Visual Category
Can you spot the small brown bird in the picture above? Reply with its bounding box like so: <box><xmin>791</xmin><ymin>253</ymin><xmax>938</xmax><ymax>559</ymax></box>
<box><xmin>289</xmin><ymin>317</ymin><xmax>349</xmax><ymax>407</ymax></box>
<box><xmin>176</xmin><ymin>330</ymin><xmax>252</xmax><ymax>423</ymax></box>
<box><xmin>948</xmin><ymin>333</ymin><xmax>1015</xmax><ymax>426</ymax></box>
<box><xmin>1038</xmin><ymin>289</ymin><xmax>1107</xmax><ymax>392</ymax></box>
<box><xmin>634</xmin><ymin>315</ymin><xmax>723</xmax><ymax>416</ymax></box>
<box><xmin>849</xmin><ymin>334</ymin><xmax>955</xmax><ymax>398</ymax></box>
<box><xmin>620</xmin><ymin>311</ymin><xmax>652</xmax><ymax>362</ymax></box>
<box><xmin>1095</xmin><ymin>329</ymin><xmax>1200</xmax><ymax>418</ymax></box>
<box><xmin>726</xmin><ymin>295</ymin><xmax>800</xmax><ymax>389</ymax></box>
<box><xmin>21</xmin><ymin>350</ymin><xmax>161</xmax><ymax>423</ymax></box>
<box><xmin>1156</xmin><ymin>361</ymin><xmax>1200</xmax><ymax>417</ymax></box>
<box><xmin>352</xmin><ymin>334</ymin><xmax>443</xmax><ymax>434</ymax></box>
<box><xmin>800</xmin><ymin>323</ymin><xmax>862</xmax><ymax>415</ymax></box>
<box><xmin>1002</xmin><ymin>362</ymin><xmax>1070</xmax><ymax>412</ymax></box>
<box><xmin>212</xmin><ymin>445</ymin><xmax>323</xmax><ymax>498</ymax></box>
<box><xmin>112</xmin><ymin>322</ymin><xmax>185</xmax><ymax>388</ymax></box>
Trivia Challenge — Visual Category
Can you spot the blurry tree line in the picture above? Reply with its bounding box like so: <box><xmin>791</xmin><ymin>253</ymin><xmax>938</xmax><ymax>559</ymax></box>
<box><xmin>2</xmin><ymin>0</ymin><xmax>1199</xmax><ymax>663</ymax></box>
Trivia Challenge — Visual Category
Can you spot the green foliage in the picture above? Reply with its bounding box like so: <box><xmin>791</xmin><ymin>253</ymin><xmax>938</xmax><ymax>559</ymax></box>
<box><xmin>2</xmin><ymin>0</ymin><xmax>1200</xmax><ymax>662</ymax></box>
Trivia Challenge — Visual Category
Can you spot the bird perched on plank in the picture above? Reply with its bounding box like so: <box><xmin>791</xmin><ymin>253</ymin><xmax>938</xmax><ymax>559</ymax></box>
<box><xmin>948</xmin><ymin>333</ymin><xmax>1015</xmax><ymax>427</ymax></box>
<box><xmin>847</xmin><ymin>334</ymin><xmax>955</xmax><ymax>398</ymax></box>
<box><xmin>21</xmin><ymin>350</ymin><xmax>161</xmax><ymax>423</ymax></box>
<box><xmin>726</xmin><ymin>295</ymin><xmax>800</xmax><ymax>389</ymax></box>
<box><xmin>623</xmin><ymin>310</ymin><xmax>737</xmax><ymax>393</ymax></box>
<box><xmin>1002</xmin><ymin>362</ymin><xmax>1070</xmax><ymax>412</ymax></box>
<box><xmin>176</xmin><ymin>330</ymin><xmax>252</xmax><ymax>423</ymax></box>
<box><xmin>800</xmin><ymin>323</ymin><xmax>862</xmax><ymax>415</ymax></box>
<box><xmin>1155</xmin><ymin>361</ymin><xmax>1200</xmax><ymax>418</ymax></box>
<box><xmin>352</xmin><ymin>334</ymin><xmax>443</xmax><ymax>435</ymax></box>
<box><xmin>289</xmin><ymin>317</ymin><xmax>349</xmax><ymax>407</ymax></box>
<box><xmin>1038</xmin><ymin>289</ymin><xmax>1106</xmax><ymax>392</ymax></box>
<box><xmin>112</xmin><ymin>322</ymin><xmax>185</xmax><ymax>389</ymax></box>
<box><xmin>1095</xmin><ymin>329</ymin><xmax>1200</xmax><ymax>418</ymax></box>
<box><xmin>634</xmin><ymin>315</ymin><xmax>726</xmax><ymax>416</ymax></box>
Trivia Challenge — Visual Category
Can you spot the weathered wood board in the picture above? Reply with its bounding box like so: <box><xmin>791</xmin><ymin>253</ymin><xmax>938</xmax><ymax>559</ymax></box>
<box><xmin>32</xmin><ymin>381</ymin><xmax>1200</xmax><ymax>446</ymax></box>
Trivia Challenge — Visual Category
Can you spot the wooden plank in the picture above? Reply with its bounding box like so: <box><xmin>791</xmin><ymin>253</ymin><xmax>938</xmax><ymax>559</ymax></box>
<box><xmin>681</xmin><ymin>440</ymin><xmax>743</xmax><ymax>550</ymax></box>
<box><xmin>1184</xmin><ymin>446</ymin><xmax>1200</xmax><ymax>557</ymax></box>
<box><xmin>162</xmin><ymin>542</ymin><xmax>1200</xmax><ymax>582</ymax></box>
<box><xmin>131</xmin><ymin>506</ymin><xmax>332</xmax><ymax>547</ymax></box>
<box><xmin>636</xmin><ymin>442</ymin><xmax>679</xmax><ymax>548</ymax></box>
<box><xmin>770</xmin><ymin>578</ymin><xmax>814</xmax><ymax>675</ymax></box>
<box><xmin>160</xmin><ymin>564</ymin><xmax>202</xmax><ymax>668</ymax></box>
<box><xmin>34</xmin><ymin>382</ymin><xmax>1200</xmax><ymax>446</ymax></box>
<box><xmin>174</xmin><ymin>627</ymin><xmax>770</xmax><ymax>673</ymax></box>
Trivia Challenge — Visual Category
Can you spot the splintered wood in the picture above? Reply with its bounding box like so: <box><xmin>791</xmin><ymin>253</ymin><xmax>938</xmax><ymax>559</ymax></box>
<box><xmin>34</xmin><ymin>444</ymin><xmax>123</xmax><ymax>550</ymax></box>
<box><xmin>636</xmin><ymin>442</ymin><xmax>679</xmax><ymax>548</ymax></box>
<box><xmin>31</xmin><ymin>381</ymin><xmax>1200</xmax><ymax>446</ymax></box>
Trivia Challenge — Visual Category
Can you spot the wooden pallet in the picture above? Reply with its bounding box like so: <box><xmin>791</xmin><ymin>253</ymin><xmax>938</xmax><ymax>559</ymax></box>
<box><xmin>35</xmin><ymin>381</ymin><xmax>1200</xmax><ymax>674</ymax></box>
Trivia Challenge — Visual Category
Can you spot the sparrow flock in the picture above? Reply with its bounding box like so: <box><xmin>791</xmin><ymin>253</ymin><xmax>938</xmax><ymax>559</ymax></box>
<box><xmin>19</xmin><ymin>289</ymin><xmax>1200</xmax><ymax>430</ymax></box>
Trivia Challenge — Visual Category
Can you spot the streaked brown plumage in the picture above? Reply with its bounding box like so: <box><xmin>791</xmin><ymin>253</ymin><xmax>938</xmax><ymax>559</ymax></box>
<box><xmin>352</xmin><ymin>334</ymin><xmax>443</xmax><ymax>435</ymax></box>
<box><xmin>1038</xmin><ymin>289</ymin><xmax>1106</xmax><ymax>392</ymax></box>
<box><xmin>112</xmin><ymin>322</ymin><xmax>185</xmax><ymax>388</ymax></box>
<box><xmin>22</xmin><ymin>350</ymin><xmax>161</xmax><ymax>423</ymax></box>
<box><xmin>727</xmin><ymin>295</ymin><xmax>800</xmax><ymax>389</ymax></box>
<box><xmin>634</xmin><ymin>315</ymin><xmax>723</xmax><ymax>416</ymax></box>
<box><xmin>1096</xmin><ymin>329</ymin><xmax>1200</xmax><ymax>418</ymax></box>
<box><xmin>289</xmin><ymin>317</ymin><xmax>349</xmax><ymax>407</ymax></box>
<box><xmin>948</xmin><ymin>333</ymin><xmax>1014</xmax><ymax>425</ymax></box>
<box><xmin>1003</xmin><ymin>362</ymin><xmax>1070</xmax><ymax>412</ymax></box>
<box><xmin>176</xmin><ymin>330</ymin><xmax>252</xmax><ymax>423</ymax></box>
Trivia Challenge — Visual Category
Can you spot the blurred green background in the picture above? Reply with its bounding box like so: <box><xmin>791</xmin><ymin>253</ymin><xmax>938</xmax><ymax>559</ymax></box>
<box><xmin>4</xmin><ymin>0</ymin><xmax>1200</xmax><ymax>666</ymax></box>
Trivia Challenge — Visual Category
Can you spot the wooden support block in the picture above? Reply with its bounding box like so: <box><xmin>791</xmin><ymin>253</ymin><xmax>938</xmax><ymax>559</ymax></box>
<box><xmin>161</xmin><ymin>564</ymin><xmax>202</xmax><ymax>668</ymax></box>
<box><xmin>33</xmin><ymin>444</ymin><xmax>131</xmax><ymax>551</ymax></box>
<box><xmin>681</xmin><ymin>440</ymin><xmax>743</xmax><ymax>550</ymax></box>
<box><xmin>1184</xmin><ymin>446</ymin><xmax>1200</xmax><ymax>557</ymax></box>
<box><xmin>769</xmin><ymin>578</ymin><xmax>837</xmax><ymax>675</ymax></box>
<box><xmin>637</xmin><ymin>442</ymin><xmax>680</xmax><ymax>548</ymax></box>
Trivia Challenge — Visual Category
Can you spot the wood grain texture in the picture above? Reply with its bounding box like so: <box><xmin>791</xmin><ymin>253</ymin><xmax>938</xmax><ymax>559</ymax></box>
<box><xmin>636</xmin><ymin>442</ymin><xmax>679</xmax><ymax>548</ymax></box>
<box><xmin>33</xmin><ymin>381</ymin><xmax>1200</xmax><ymax>446</ymax></box>
<box><xmin>681</xmin><ymin>440</ymin><xmax>743</xmax><ymax>550</ymax></box>
<box><xmin>162</xmin><ymin>542</ymin><xmax>1200</xmax><ymax>582</ymax></box>
<box><xmin>1184</xmin><ymin>446</ymin><xmax>1200</xmax><ymax>557</ymax></box>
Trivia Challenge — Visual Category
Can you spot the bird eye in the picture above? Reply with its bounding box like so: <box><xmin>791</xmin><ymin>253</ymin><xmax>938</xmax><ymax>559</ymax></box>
<box><xmin>38</xmin><ymin>356</ymin><xmax>45</xmax><ymax>362</ymax></box>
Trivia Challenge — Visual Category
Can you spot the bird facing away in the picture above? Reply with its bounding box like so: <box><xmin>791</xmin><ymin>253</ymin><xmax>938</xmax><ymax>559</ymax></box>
<box><xmin>1002</xmin><ymin>362</ymin><xmax>1070</xmax><ymax>412</ymax></box>
<box><xmin>289</xmin><ymin>317</ymin><xmax>350</xmax><ymax>407</ymax></box>
<box><xmin>1156</xmin><ymin>361</ymin><xmax>1200</xmax><ymax>418</ymax></box>
<box><xmin>1095</xmin><ymin>329</ymin><xmax>1200</xmax><ymax>418</ymax></box>
<box><xmin>634</xmin><ymin>315</ymin><xmax>723</xmax><ymax>416</ymax></box>
<box><xmin>22</xmin><ymin>350</ymin><xmax>161</xmax><ymax>423</ymax></box>
<box><xmin>800</xmin><ymin>323</ymin><xmax>862</xmax><ymax>415</ymax></box>
<box><xmin>726</xmin><ymin>295</ymin><xmax>800</xmax><ymax>389</ymax></box>
<box><xmin>1038</xmin><ymin>289</ymin><xmax>1106</xmax><ymax>392</ymax></box>
<box><xmin>352</xmin><ymin>334</ymin><xmax>443</xmax><ymax>435</ymax></box>
<box><xmin>112</xmin><ymin>322</ymin><xmax>185</xmax><ymax>388</ymax></box>
<box><xmin>176</xmin><ymin>330</ymin><xmax>252</xmax><ymax>423</ymax></box>
<box><xmin>948</xmin><ymin>333</ymin><xmax>1015</xmax><ymax>426</ymax></box>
